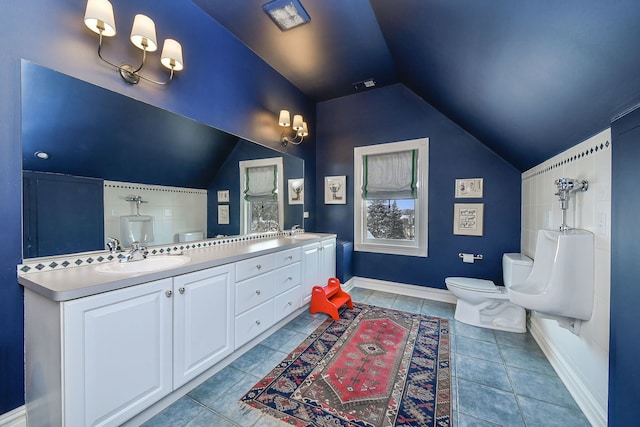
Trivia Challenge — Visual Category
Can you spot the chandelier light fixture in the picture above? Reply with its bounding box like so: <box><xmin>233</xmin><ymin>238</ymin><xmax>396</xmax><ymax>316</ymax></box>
<box><xmin>84</xmin><ymin>0</ymin><xmax>184</xmax><ymax>85</ymax></box>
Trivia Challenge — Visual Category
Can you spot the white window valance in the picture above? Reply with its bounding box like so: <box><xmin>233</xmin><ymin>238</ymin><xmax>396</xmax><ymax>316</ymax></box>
<box><xmin>363</xmin><ymin>149</ymin><xmax>417</xmax><ymax>199</ymax></box>
<box><xmin>244</xmin><ymin>165</ymin><xmax>277</xmax><ymax>201</ymax></box>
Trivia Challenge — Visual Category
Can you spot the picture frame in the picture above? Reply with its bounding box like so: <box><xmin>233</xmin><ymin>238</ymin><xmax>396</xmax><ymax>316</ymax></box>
<box><xmin>217</xmin><ymin>205</ymin><xmax>230</xmax><ymax>225</ymax></box>
<box><xmin>455</xmin><ymin>178</ymin><xmax>483</xmax><ymax>198</ymax></box>
<box><xmin>324</xmin><ymin>176</ymin><xmax>346</xmax><ymax>204</ymax></box>
<box><xmin>217</xmin><ymin>190</ymin><xmax>230</xmax><ymax>203</ymax></box>
<box><xmin>288</xmin><ymin>178</ymin><xmax>304</xmax><ymax>205</ymax></box>
<box><xmin>453</xmin><ymin>203</ymin><xmax>484</xmax><ymax>236</ymax></box>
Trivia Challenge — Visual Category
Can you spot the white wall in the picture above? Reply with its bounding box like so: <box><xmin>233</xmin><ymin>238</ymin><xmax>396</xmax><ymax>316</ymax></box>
<box><xmin>521</xmin><ymin>128</ymin><xmax>610</xmax><ymax>426</ymax></box>
<box><xmin>104</xmin><ymin>181</ymin><xmax>207</xmax><ymax>246</ymax></box>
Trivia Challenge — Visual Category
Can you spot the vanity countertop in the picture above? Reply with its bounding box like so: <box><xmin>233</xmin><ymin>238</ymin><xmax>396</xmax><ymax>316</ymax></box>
<box><xmin>19</xmin><ymin>233</ymin><xmax>336</xmax><ymax>302</ymax></box>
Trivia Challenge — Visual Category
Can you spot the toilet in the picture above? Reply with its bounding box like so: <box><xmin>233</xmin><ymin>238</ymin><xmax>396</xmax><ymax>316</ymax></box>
<box><xmin>445</xmin><ymin>253</ymin><xmax>533</xmax><ymax>333</ymax></box>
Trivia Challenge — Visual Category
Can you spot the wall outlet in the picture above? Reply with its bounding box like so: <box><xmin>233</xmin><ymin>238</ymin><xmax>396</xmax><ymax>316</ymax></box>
<box><xmin>597</xmin><ymin>212</ymin><xmax>607</xmax><ymax>235</ymax></box>
<box><xmin>164</xmin><ymin>208</ymin><xmax>173</xmax><ymax>218</ymax></box>
<box><xmin>303</xmin><ymin>211</ymin><xmax>309</xmax><ymax>218</ymax></box>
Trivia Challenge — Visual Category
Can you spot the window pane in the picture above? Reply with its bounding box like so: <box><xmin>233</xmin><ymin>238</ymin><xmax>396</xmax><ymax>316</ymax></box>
<box><xmin>365</xmin><ymin>199</ymin><xmax>415</xmax><ymax>241</ymax></box>
<box><xmin>250</xmin><ymin>200</ymin><xmax>279</xmax><ymax>232</ymax></box>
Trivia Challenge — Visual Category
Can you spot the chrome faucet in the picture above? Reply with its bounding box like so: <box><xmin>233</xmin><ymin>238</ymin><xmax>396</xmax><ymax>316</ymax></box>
<box><xmin>120</xmin><ymin>242</ymin><xmax>148</xmax><ymax>263</ymax></box>
<box><xmin>291</xmin><ymin>224</ymin><xmax>301</xmax><ymax>234</ymax></box>
<box><xmin>106</xmin><ymin>237</ymin><xmax>121</xmax><ymax>253</ymax></box>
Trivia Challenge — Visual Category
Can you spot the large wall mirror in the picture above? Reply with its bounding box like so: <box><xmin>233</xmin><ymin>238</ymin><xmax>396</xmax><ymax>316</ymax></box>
<box><xmin>21</xmin><ymin>61</ymin><xmax>304</xmax><ymax>259</ymax></box>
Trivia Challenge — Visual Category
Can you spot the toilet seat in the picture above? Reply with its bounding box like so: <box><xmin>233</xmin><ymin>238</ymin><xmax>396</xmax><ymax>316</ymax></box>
<box><xmin>445</xmin><ymin>277</ymin><xmax>498</xmax><ymax>293</ymax></box>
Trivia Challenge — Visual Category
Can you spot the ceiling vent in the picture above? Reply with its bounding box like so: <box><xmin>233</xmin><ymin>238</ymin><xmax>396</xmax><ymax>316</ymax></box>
<box><xmin>263</xmin><ymin>0</ymin><xmax>311</xmax><ymax>31</ymax></box>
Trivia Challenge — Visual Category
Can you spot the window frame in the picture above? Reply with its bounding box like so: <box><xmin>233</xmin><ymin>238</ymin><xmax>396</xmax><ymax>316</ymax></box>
<box><xmin>239</xmin><ymin>157</ymin><xmax>284</xmax><ymax>234</ymax></box>
<box><xmin>353</xmin><ymin>138</ymin><xmax>429</xmax><ymax>257</ymax></box>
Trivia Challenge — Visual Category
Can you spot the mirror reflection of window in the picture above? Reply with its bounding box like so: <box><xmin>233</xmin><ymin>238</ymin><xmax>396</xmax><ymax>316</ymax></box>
<box><xmin>239</xmin><ymin>158</ymin><xmax>284</xmax><ymax>233</ymax></box>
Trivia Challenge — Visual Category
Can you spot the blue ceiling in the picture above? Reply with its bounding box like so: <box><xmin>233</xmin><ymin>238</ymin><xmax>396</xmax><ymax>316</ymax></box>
<box><xmin>194</xmin><ymin>0</ymin><xmax>640</xmax><ymax>171</ymax></box>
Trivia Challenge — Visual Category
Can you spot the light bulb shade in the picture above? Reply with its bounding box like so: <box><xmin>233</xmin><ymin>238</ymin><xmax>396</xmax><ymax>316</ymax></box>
<box><xmin>161</xmin><ymin>39</ymin><xmax>184</xmax><ymax>71</ymax></box>
<box><xmin>278</xmin><ymin>110</ymin><xmax>291</xmax><ymax>127</ymax></box>
<box><xmin>130</xmin><ymin>14</ymin><xmax>157</xmax><ymax>51</ymax></box>
<box><xmin>297</xmin><ymin>122</ymin><xmax>309</xmax><ymax>137</ymax></box>
<box><xmin>292</xmin><ymin>114</ymin><xmax>304</xmax><ymax>131</ymax></box>
<box><xmin>84</xmin><ymin>0</ymin><xmax>116</xmax><ymax>36</ymax></box>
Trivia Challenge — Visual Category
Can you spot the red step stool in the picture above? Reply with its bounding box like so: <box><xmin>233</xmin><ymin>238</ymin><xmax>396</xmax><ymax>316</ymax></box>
<box><xmin>310</xmin><ymin>277</ymin><xmax>353</xmax><ymax>320</ymax></box>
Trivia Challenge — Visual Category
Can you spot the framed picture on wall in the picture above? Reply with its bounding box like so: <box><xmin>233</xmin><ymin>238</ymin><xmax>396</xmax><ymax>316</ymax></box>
<box><xmin>288</xmin><ymin>178</ymin><xmax>304</xmax><ymax>205</ymax></box>
<box><xmin>325</xmin><ymin>176</ymin><xmax>346</xmax><ymax>204</ymax></box>
<box><xmin>218</xmin><ymin>205</ymin><xmax>230</xmax><ymax>225</ymax></box>
<box><xmin>453</xmin><ymin>203</ymin><xmax>484</xmax><ymax>236</ymax></box>
<box><xmin>217</xmin><ymin>190</ymin><xmax>230</xmax><ymax>203</ymax></box>
<box><xmin>455</xmin><ymin>178</ymin><xmax>483</xmax><ymax>198</ymax></box>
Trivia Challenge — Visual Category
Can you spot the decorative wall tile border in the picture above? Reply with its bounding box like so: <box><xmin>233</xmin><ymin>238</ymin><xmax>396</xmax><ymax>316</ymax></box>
<box><xmin>522</xmin><ymin>138</ymin><xmax>610</xmax><ymax>181</ymax></box>
<box><xmin>104</xmin><ymin>180</ymin><xmax>207</xmax><ymax>195</ymax></box>
<box><xmin>18</xmin><ymin>231</ymin><xmax>294</xmax><ymax>275</ymax></box>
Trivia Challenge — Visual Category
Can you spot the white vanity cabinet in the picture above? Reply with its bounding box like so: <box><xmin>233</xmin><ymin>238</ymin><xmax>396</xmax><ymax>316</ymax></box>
<box><xmin>172</xmin><ymin>265</ymin><xmax>235</xmax><ymax>388</ymax></box>
<box><xmin>301</xmin><ymin>238</ymin><xmax>337</xmax><ymax>304</ymax></box>
<box><xmin>234</xmin><ymin>247</ymin><xmax>302</xmax><ymax>348</ymax></box>
<box><xmin>25</xmin><ymin>264</ymin><xmax>234</xmax><ymax>427</ymax></box>
<box><xmin>23</xmin><ymin>237</ymin><xmax>334</xmax><ymax>427</ymax></box>
<box><xmin>62</xmin><ymin>279</ymin><xmax>174</xmax><ymax>427</ymax></box>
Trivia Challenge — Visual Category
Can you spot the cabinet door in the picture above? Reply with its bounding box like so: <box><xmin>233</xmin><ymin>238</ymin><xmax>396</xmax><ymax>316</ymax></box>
<box><xmin>63</xmin><ymin>278</ymin><xmax>173</xmax><ymax>427</ymax></box>
<box><xmin>173</xmin><ymin>264</ymin><xmax>235</xmax><ymax>388</ymax></box>
<box><xmin>320</xmin><ymin>238</ymin><xmax>337</xmax><ymax>282</ymax></box>
<box><xmin>301</xmin><ymin>242</ymin><xmax>320</xmax><ymax>304</ymax></box>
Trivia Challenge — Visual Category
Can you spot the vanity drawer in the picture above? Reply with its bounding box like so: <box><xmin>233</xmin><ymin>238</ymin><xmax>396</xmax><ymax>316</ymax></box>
<box><xmin>235</xmin><ymin>300</ymin><xmax>274</xmax><ymax>348</ymax></box>
<box><xmin>273</xmin><ymin>263</ymin><xmax>301</xmax><ymax>294</ymax></box>
<box><xmin>235</xmin><ymin>253</ymin><xmax>275</xmax><ymax>282</ymax></box>
<box><xmin>235</xmin><ymin>273</ymin><xmax>275</xmax><ymax>314</ymax></box>
<box><xmin>274</xmin><ymin>247</ymin><xmax>301</xmax><ymax>269</ymax></box>
<box><xmin>274</xmin><ymin>286</ymin><xmax>301</xmax><ymax>322</ymax></box>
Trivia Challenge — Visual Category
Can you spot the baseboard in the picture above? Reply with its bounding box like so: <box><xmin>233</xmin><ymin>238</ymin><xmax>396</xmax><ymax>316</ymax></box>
<box><xmin>529</xmin><ymin>318</ymin><xmax>607</xmax><ymax>427</ymax></box>
<box><xmin>0</xmin><ymin>406</ymin><xmax>26</xmax><ymax>427</ymax></box>
<box><xmin>350</xmin><ymin>276</ymin><xmax>456</xmax><ymax>304</ymax></box>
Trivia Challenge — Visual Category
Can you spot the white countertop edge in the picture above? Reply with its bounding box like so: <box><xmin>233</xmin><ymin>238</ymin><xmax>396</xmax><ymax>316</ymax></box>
<box><xmin>19</xmin><ymin>234</ymin><xmax>336</xmax><ymax>302</ymax></box>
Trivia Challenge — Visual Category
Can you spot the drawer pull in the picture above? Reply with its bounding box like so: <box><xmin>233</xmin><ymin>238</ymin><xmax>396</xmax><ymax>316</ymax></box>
<box><xmin>256</xmin><ymin>320</ymin><xmax>261</xmax><ymax>325</ymax></box>
<box><xmin>287</xmin><ymin>276</ymin><xmax>293</xmax><ymax>281</ymax></box>
<box><xmin>165</xmin><ymin>290</ymin><xmax>173</xmax><ymax>298</ymax></box>
<box><xmin>288</xmin><ymin>301</ymin><xmax>293</xmax><ymax>306</ymax></box>
<box><xmin>287</xmin><ymin>256</ymin><xmax>293</xmax><ymax>260</ymax></box>
<box><xmin>256</xmin><ymin>264</ymin><xmax>262</xmax><ymax>270</ymax></box>
<box><xmin>255</xmin><ymin>289</ymin><xmax>261</xmax><ymax>295</ymax></box>
<box><xmin>179</xmin><ymin>287</ymin><xmax>185</xmax><ymax>294</ymax></box>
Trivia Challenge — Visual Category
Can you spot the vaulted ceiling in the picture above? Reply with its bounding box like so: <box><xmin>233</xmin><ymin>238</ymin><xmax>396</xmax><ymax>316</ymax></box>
<box><xmin>194</xmin><ymin>0</ymin><xmax>640</xmax><ymax>171</ymax></box>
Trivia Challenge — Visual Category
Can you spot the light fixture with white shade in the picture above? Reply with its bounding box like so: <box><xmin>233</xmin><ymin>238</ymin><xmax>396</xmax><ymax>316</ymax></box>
<box><xmin>83</xmin><ymin>0</ymin><xmax>183</xmax><ymax>85</ymax></box>
<box><xmin>279</xmin><ymin>109</ymin><xmax>309</xmax><ymax>146</ymax></box>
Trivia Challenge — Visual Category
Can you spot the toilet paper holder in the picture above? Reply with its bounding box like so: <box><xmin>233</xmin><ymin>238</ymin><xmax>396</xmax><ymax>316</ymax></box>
<box><xmin>458</xmin><ymin>253</ymin><xmax>483</xmax><ymax>261</ymax></box>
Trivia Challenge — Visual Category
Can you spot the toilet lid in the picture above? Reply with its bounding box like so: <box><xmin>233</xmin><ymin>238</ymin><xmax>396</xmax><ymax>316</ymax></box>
<box><xmin>445</xmin><ymin>277</ymin><xmax>497</xmax><ymax>293</ymax></box>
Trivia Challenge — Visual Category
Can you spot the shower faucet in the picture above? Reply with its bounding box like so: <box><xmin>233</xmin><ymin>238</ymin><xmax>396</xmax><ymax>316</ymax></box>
<box><xmin>554</xmin><ymin>178</ymin><xmax>588</xmax><ymax>232</ymax></box>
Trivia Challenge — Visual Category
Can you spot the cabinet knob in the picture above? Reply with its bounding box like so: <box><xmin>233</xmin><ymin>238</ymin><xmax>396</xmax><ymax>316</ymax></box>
<box><xmin>256</xmin><ymin>264</ymin><xmax>262</xmax><ymax>270</ymax></box>
<box><xmin>179</xmin><ymin>287</ymin><xmax>185</xmax><ymax>294</ymax></box>
<box><xmin>255</xmin><ymin>320</ymin><xmax>261</xmax><ymax>325</ymax></box>
<box><xmin>287</xmin><ymin>256</ymin><xmax>293</xmax><ymax>260</ymax></box>
<box><xmin>319</xmin><ymin>247</ymin><xmax>323</xmax><ymax>251</ymax></box>
<box><xmin>287</xmin><ymin>276</ymin><xmax>292</xmax><ymax>281</ymax></box>
<box><xmin>255</xmin><ymin>289</ymin><xmax>261</xmax><ymax>295</ymax></box>
<box><xmin>165</xmin><ymin>290</ymin><xmax>173</xmax><ymax>298</ymax></box>
<box><xmin>288</xmin><ymin>301</ymin><xmax>293</xmax><ymax>306</ymax></box>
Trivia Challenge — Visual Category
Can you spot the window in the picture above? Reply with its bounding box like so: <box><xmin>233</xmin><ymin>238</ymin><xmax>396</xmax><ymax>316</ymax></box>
<box><xmin>354</xmin><ymin>138</ymin><xmax>428</xmax><ymax>257</ymax></box>
<box><xmin>239</xmin><ymin>157</ymin><xmax>284</xmax><ymax>233</ymax></box>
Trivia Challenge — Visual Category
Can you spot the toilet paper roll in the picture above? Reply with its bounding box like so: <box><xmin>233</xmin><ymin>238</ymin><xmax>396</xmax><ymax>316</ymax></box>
<box><xmin>462</xmin><ymin>253</ymin><xmax>475</xmax><ymax>263</ymax></box>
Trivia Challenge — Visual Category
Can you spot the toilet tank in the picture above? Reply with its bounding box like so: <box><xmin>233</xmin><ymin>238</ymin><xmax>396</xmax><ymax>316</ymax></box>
<box><xmin>502</xmin><ymin>253</ymin><xmax>533</xmax><ymax>287</ymax></box>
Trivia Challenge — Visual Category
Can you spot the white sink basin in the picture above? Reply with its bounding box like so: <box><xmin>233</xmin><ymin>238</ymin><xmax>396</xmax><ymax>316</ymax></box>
<box><xmin>95</xmin><ymin>255</ymin><xmax>190</xmax><ymax>274</ymax></box>
<box><xmin>289</xmin><ymin>233</ymin><xmax>322</xmax><ymax>240</ymax></box>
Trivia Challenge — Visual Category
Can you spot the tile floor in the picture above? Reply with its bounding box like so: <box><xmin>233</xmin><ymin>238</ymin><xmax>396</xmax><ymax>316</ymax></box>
<box><xmin>142</xmin><ymin>288</ymin><xmax>591</xmax><ymax>427</ymax></box>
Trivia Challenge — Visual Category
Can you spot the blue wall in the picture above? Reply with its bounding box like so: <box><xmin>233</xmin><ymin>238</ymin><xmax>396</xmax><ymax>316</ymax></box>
<box><xmin>609</xmin><ymin>109</ymin><xmax>640</xmax><ymax>425</ymax></box>
<box><xmin>0</xmin><ymin>0</ymin><xmax>314</xmax><ymax>414</ymax></box>
<box><xmin>315</xmin><ymin>84</ymin><xmax>522</xmax><ymax>288</ymax></box>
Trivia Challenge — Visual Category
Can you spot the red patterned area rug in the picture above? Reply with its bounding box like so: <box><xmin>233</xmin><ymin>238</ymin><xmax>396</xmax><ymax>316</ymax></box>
<box><xmin>240</xmin><ymin>303</ymin><xmax>451</xmax><ymax>427</ymax></box>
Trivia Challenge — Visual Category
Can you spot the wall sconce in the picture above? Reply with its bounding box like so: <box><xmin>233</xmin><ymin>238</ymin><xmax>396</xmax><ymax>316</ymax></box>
<box><xmin>84</xmin><ymin>0</ymin><xmax>183</xmax><ymax>85</ymax></box>
<box><xmin>279</xmin><ymin>110</ymin><xmax>309</xmax><ymax>146</ymax></box>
